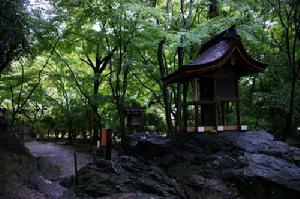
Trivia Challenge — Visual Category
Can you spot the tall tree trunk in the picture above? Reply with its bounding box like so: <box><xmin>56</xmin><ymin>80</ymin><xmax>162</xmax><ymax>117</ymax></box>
<box><xmin>175</xmin><ymin>46</ymin><xmax>184</xmax><ymax>130</ymax></box>
<box><xmin>92</xmin><ymin>69</ymin><xmax>102</xmax><ymax>142</ymax></box>
<box><xmin>116</xmin><ymin>98</ymin><xmax>126</xmax><ymax>141</ymax></box>
<box><xmin>158</xmin><ymin>40</ymin><xmax>174</xmax><ymax>137</ymax></box>
<box><xmin>91</xmin><ymin>104</ymin><xmax>100</xmax><ymax>141</ymax></box>
<box><xmin>79</xmin><ymin>45</ymin><xmax>115</xmax><ymax>144</ymax></box>
<box><xmin>166</xmin><ymin>0</ymin><xmax>172</xmax><ymax>30</ymax></box>
<box><xmin>68</xmin><ymin>119</ymin><xmax>74</xmax><ymax>144</ymax></box>
<box><xmin>208</xmin><ymin>0</ymin><xmax>218</xmax><ymax>18</ymax></box>
<box><xmin>266</xmin><ymin>0</ymin><xmax>299</xmax><ymax>140</ymax></box>
<box><xmin>175</xmin><ymin>0</ymin><xmax>193</xmax><ymax>130</ymax></box>
<box><xmin>108</xmin><ymin>33</ymin><xmax>129</xmax><ymax>143</ymax></box>
<box><xmin>283</xmin><ymin>74</ymin><xmax>297</xmax><ymax>140</ymax></box>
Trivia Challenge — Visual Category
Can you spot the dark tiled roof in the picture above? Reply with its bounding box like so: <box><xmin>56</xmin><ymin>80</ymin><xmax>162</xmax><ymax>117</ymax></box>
<box><xmin>163</xmin><ymin>25</ymin><xmax>267</xmax><ymax>84</ymax></box>
<box><xmin>189</xmin><ymin>40</ymin><xmax>231</xmax><ymax>65</ymax></box>
<box><xmin>123</xmin><ymin>107</ymin><xmax>145</xmax><ymax>115</ymax></box>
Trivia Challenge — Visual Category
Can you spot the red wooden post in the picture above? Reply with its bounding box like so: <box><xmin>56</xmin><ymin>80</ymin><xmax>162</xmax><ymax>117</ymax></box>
<box><xmin>101</xmin><ymin>128</ymin><xmax>107</xmax><ymax>147</ymax></box>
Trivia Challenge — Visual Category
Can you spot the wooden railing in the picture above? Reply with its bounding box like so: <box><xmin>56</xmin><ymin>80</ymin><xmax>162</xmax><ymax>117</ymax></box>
<box><xmin>177</xmin><ymin>125</ymin><xmax>247</xmax><ymax>133</ymax></box>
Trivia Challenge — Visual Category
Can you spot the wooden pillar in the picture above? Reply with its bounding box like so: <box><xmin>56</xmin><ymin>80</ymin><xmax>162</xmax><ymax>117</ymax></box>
<box><xmin>200</xmin><ymin>103</ymin><xmax>204</xmax><ymax>126</ymax></box>
<box><xmin>236</xmin><ymin>101</ymin><xmax>241</xmax><ymax>126</ymax></box>
<box><xmin>193</xmin><ymin>78</ymin><xmax>199</xmax><ymax>127</ymax></box>
<box><xmin>214</xmin><ymin>104</ymin><xmax>218</xmax><ymax>130</ymax></box>
<box><xmin>195</xmin><ymin>103</ymin><xmax>199</xmax><ymax>126</ymax></box>
<box><xmin>183</xmin><ymin>82</ymin><xmax>189</xmax><ymax>128</ymax></box>
<box><xmin>221</xmin><ymin>102</ymin><xmax>225</xmax><ymax>125</ymax></box>
<box><xmin>236</xmin><ymin>79</ymin><xmax>241</xmax><ymax>126</ymax></box>
<box><xmin>175</xmin><ymin>83</ymin><xmax>182</xmax><ymax>132</ymax></box>
<box><xmin>213</xmin><ymin>78</ymin><xmax>218</xmax><ymax>129</ymax></box>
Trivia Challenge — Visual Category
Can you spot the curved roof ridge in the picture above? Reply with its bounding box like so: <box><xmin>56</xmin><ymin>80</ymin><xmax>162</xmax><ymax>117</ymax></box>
<box><xmin>198</xmin><ymin>25</ymin><xmax>238</xmax><ymax>55</ymax></box>
<box><xmin>233</xmin><ymin>39</ymin><xmax>267</xmax><ymax>71</ymax></box>
<box><xmin>186</xmin><ymin>40</ymin><xmax>233</xmax><ymax>66</ymax></box>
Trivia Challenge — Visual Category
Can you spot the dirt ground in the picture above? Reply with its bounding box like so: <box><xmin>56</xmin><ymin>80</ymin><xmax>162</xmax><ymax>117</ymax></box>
<box><xmin>12</xmin><ymin>141</ymin><xmax>94</xmax><ymax>199</ymax></box>
<box><xmin>2</xmin><ymin>140</ymin><xmax>114</xmax><ymax>199</ymax></box>
<box><xmin>25</xmin><ymin>141</ymin><xmax>93</xmax><ymax>178</ymax></box>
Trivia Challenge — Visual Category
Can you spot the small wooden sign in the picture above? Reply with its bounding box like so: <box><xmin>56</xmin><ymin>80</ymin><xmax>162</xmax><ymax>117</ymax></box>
<box><xmin>101</xmin><ymin>128</ymin><xmax>107</xmax><ymax>146</ymax></box>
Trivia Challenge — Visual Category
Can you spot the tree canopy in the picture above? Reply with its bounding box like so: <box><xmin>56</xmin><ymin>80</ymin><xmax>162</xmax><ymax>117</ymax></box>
<box><xmin>0</xmin><ymin>0</ymin><xmax>29</xmax><ymax>72</ymax></box>
<box><xmin>0</xmin><ymin>0</ymin><xmax>299</xmax><ymax>141</ymax></box>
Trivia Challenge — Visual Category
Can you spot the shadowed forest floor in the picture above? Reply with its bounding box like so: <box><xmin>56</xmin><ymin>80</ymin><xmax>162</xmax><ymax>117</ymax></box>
<box><xmin>25</xmin><ymin>141</ymin><xmax>93</xmax><ymax>179</ymax></box>
<box><xmin>1</xmin><ymin>140</ymin><xmax>94</xmax><ymax>199</ymax></box>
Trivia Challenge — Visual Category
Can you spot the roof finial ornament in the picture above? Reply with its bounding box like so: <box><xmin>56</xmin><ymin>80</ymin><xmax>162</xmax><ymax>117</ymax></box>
<box><xmin>225</xmin><ymin>25</ymin><xmax>237</xmax><ymax>39</ymax></box>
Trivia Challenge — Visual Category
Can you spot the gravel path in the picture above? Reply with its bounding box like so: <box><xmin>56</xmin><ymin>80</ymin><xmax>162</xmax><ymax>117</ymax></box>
<box><xmin>25</xmin><ymin>141</ymin><xmax>93</xmax><ymax>178</ymax></box>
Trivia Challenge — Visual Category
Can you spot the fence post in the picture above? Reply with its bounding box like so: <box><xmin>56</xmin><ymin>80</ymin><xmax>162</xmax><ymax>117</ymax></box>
<box><xmin>74</xmin><ymin>152</ymin><xmax>78</xmax><ymax>186</ymax></box>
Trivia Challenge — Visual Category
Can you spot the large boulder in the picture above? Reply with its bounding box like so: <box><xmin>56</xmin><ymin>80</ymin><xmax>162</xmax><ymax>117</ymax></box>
<box><xmin>123</xmin><ymin>133</ymin><xmax>170</xmax><ymax>159</ymax></box>
<box><xmin>124</xmin><ymin>131</ymin><xmax>300</xmax><ymax>199</ymax></box>
<box><xmin>72</xmin><ymin>156</ymin><xmax>184</xmax><ymax>198</ymax></box>
<box><xmin>222</xmin><ymin>131</ymin><xmax>300</xmax><ymax>165</ymax></box>
<box><xmin>73</xmin><ymin>131</ymin><xmax>300</xmax><ymax>199</ymax></box>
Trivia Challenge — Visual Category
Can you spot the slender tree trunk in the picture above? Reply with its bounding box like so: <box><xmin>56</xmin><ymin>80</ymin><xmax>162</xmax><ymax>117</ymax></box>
<box><xmin>81</xmin><ymin>45</ymin><xmax>115</xmax><ymax>144</ymax></box>
<box><xmin>92</xmin><ymin>70</ymin><xmax>101</xmax><ymax>142</ymax></box>
<box><xmin>91</xmin><ymin>104</ymin><xmax>100</xmax><ymax>141</ymax></box>
<box><xmin>67</xmin><ymin>118</ymin><xmax>74</xmax><ymax>144</ymax></box>
<box><xmin>158</xmin><ymin>40</ymin><xmax>174</xmax><ymax>137</ymax></box>
<box><xmin>175</xmin><ymin>0</ymin><xmax>194</xmax><ymax>131</ymax></box>
<box><xmin>109</xmin><ymin>31</ymin><xmax>130</xmax><ymax>143</ymax></box>
<box><xmin>151</xmin><ymin>0</ymin><xmax>157</xmax><ymax>7</ymax></box>
<box><xmin>208</xmin><ymin>0</ymin><xmax>218</xmax><ymax>18</ymax></box>
<box><xmin>283</xmin><ymin>74</ymin><xmax>297</xmax><ymax>141</ymax></box>
<box><xmin>117</xmin><ymin>99</ymin><xmax>126</xmax><ymax>141</ymax></box>
<box><xmin>175</xmin><ymin>46</ymin><xmax>184</xmax><ymax>130</ymax></box>
<box><xmin>175</xmin><ymin>1</ymin><xmax>187</xmax><ymax>131</ymax></box>
<box><xmin>31</xmin><ymin>112</ymin><xmax>37</xmax><ymax>138</ymax></box>
<box><xmin>166</xmin><ymin>0</ymin><xmax>172</xmax><ymax>30</ymax></box>
<box><xmin>11</xmin><ymin>111</ymin><xmax>17</xmax><ymax>127</ymax></box>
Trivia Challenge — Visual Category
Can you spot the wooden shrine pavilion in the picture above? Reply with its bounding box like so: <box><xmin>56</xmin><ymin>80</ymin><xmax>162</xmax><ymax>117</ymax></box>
<box><xmin>163</xmin><ymin>26</ymin><xmax>267</xmax><ymax>133</ymax></box>
<box><xmin>123</xmin><ymin>107</ymin><xmax>145</xmax><ymax>133</ymax></box>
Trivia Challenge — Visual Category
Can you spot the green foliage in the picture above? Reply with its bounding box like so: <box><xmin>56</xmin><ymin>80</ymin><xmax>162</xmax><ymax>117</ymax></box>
<box><xmin>1</xmin><ymin>0</ymin><xmax>299</xmax><ymax>139</ymax></box>
<box><xmin>0</xmin><ymin>0</ymin><xmax>29</xmax><ymax>72</ymax></box>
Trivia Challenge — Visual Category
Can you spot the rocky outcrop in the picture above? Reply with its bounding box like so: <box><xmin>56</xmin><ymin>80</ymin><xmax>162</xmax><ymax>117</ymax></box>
<box><xmin>123</xmin><ymin>133</ymin><xmax>170</xmax><ymax>159</ymax></box>
<box><xmin>72</xmin><ymin>156</ymin><xmax>184</xmax><ymax>198</ymax></box>
<box><xmin>73</xmin><ymin>131</ymin><xmax>300</xmax><ymax>199</ymax></box>
<box><xmin>0</xmin><ymin>130</ymin><xmax>68</xmax><ymax>199</ymax></box>
<box><xmin>222</xmin><ymin>131</ymin><xmax>300</xmax><ymax>165</ymax></box>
